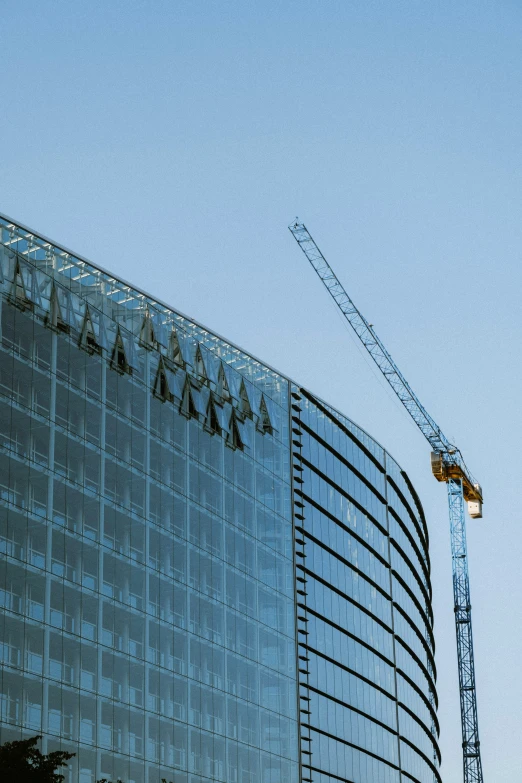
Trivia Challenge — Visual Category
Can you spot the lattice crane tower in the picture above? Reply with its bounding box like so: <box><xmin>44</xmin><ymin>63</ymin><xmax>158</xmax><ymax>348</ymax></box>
<box><xmin>289</xmin><ymin>220</ymin><xmax>484</xmax><ymax>783</ymax></box>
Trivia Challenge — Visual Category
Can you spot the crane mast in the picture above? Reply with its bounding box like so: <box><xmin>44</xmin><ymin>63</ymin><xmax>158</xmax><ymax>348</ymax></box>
<box><xmin>289</xmin><ymin>221</ymin><xmax>484</xmax><ymax>783</ymax></box>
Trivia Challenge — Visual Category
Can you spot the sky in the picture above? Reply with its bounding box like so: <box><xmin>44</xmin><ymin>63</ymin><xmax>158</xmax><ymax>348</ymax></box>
<box><xmin>2</xmin><ymin>1</ymin><xmax>522</xmax><ymax>779</ymax></box>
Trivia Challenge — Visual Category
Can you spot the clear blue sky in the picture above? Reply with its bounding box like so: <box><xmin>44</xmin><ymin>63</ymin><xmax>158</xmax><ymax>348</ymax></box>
<box><xmin>2</xmin><ymin>1</ymin><xmax>521</xmax><ymax>779</ymax></box>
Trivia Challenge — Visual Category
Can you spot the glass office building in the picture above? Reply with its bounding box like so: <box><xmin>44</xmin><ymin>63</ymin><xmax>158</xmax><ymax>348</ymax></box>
<box><xmin>0</xmin><ymin>214</ymin><xmax>440</xmax><ymax>783</ymax></box>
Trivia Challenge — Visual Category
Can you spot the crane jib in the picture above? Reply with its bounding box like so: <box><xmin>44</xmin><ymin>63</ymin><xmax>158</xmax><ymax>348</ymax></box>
<box><xmin>289</xmin><ymin>219</ymin><xmax>485</xmax><ymax>783</ymax></box>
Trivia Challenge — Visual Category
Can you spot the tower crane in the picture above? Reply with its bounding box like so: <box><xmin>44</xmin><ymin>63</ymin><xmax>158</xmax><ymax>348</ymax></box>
<box><xmin>289</xmin><ymin>221</ymin><xmax>484</xmax><ymax>783</ymax></box>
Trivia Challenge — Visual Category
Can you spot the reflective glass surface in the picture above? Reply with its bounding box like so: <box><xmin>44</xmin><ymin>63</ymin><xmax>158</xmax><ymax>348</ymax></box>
<box><xmin>0</xmin><ymin>215</ymin><xmax>440</xmax><ymax>783</ymax></box>
<box><xmin>293</xmin><ymin>390</ymin><xmax>440</xmax><ymax>783</ymax></box>
<box><xmin>0</xmin><ymin>217</ymin><xmax>297</xmax><ymax>783</ymax></box>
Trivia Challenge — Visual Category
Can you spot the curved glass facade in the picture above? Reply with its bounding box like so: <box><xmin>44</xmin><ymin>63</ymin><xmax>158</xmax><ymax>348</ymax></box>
<box><xmin>0</xmin><ymin>214</ymin><xmax>440</xmax><ymax>783</ymax></box>
<box><xmin>292</xmin><ymin>390</ymin><xmax>440</xmax><ymax>783</ymax></box>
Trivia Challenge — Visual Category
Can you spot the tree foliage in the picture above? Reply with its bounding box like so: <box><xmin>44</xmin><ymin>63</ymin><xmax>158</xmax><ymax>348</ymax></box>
<box><xmin>0</xmin><ymin>736</ymin><xmax>173</xmax><ymax>783</ymax></box>
<box><xmin>0</xmin><ymin>735</ymin><xmax>74</xmax><ymax>783</ymax></box>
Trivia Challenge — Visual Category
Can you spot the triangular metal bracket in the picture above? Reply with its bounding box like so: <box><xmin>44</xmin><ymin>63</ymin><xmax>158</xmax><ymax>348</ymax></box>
<box><xmin>195</xmin><ymin>344</ymin><xmax>209</xmax><ymax>383</ymax></box>
<box><xmin>257</xmin><ymin>395</ymin><xmax>274</xmax><ymax>435</ymax></box>
<box><xmin>46</xmin><ymin>282</ymin><xmax>70</xmax><ymax>333</ymax></box>
<box><xmin>239</xmin><ymin>378</ymin><xmax>253</xmax><ymax>419</ymax></box>
<box><xmin>180</xmin><ymin>374</ymin><xmax>197</xmax><ymax>419</ymax></box>
<box><xmin>169</xmin><ymin>328</ymin><xmax>186</xmax><ymax>367</ymax></box>
<box><xmin>9</xmin><ymin>258</ymin><xmax>32</xmax><ymax>311</ymax></box>
<box><xmin>139</xmin><ymin>307</ymin><xmax>157</xmax><ymax>350</ymax></box>
<box><xmin>226</xmin><ymin>408</ymin><xmax>245</xmax><ymax>451</ymax></box>
<box><xmin>110</xmin><ymin>326</ymin><xmax>131</xmax><ymax>375</ymax></box>
<box><xmin>217</xmin><ymin>363</ymin><xmax>232</xmax><ymax>402</ymax></box>
<box><xmin>204</xmin><ymin>392</ymin><xmax>222</xmax><ymax>435</ymax></box>
<box><xmin>153</xmin><ymin>356</ymin><xmax>173</xmax><ymax>402</ymax></box>
<box><xmin>79</xmin><ymin>304</ymin><xmax>101</xmax><ymax>354</ymax></box>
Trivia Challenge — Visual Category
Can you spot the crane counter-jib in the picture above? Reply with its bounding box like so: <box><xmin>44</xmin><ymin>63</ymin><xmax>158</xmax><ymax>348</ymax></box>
<box><xmin>430</xmin><ymin>452</ymin><xmax>483</xmax><ymax>516</ymax></box>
